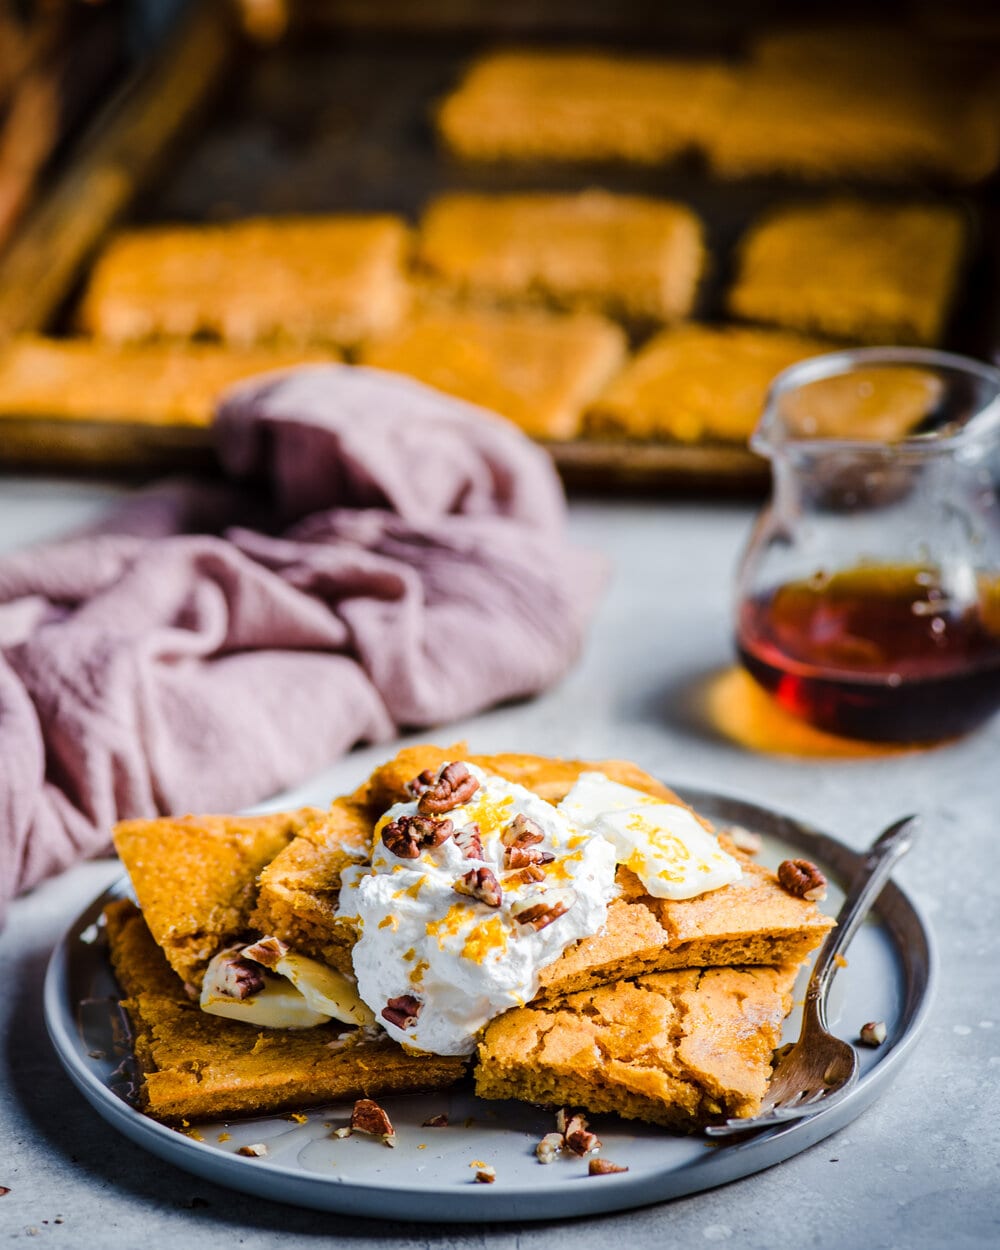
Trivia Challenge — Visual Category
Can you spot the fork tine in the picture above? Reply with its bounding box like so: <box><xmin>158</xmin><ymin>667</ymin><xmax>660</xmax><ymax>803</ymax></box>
<box><xmin>703</xmin><ymin>814</ymin><xmax>915</xmax><ymax>1143</ymax></box>
<box><xmin>705</xmin><ymin>1074</ymin><xmax>861</xmax><ymax>1136</ymax></box>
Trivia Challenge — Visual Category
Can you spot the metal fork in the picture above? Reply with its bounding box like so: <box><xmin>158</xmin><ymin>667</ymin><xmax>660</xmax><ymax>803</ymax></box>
<box><xmin>704</xmin><ymin>813</ymin><xmax>918</xmax><ymax>1138</ymax></box>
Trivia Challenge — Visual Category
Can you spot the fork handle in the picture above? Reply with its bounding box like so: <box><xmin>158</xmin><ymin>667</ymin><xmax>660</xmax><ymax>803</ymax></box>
<box><xmin>806</xmin><ymin>815</ymin><xmax>919</xmax><ymax>1028</ymax></box>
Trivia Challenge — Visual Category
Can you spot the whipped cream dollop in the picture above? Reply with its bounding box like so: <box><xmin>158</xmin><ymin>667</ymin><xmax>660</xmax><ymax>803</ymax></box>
<box><xmin>337</xmin><ymin>762</ymin><xmax>617</xmax><ymax>1056</ymax></box>
<box><xmin>557</xmin><ymin>773</ymin><xmax>742</xmax><ymax>900</ymax></box>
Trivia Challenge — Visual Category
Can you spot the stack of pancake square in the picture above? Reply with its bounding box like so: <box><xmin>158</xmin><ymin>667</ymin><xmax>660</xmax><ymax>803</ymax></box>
<box><xmin>108</xmin><ymin>746</ymin><xmax>833</xmax><ymax>1131</ymax></box>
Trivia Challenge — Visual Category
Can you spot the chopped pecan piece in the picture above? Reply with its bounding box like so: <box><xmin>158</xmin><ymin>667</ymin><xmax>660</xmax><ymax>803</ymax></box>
<box><xmin>503</xmin><ymin>844</ymin><xmax>554</xmax><ymax>870</ymax></box>
<box><xmin>417</xmin><ymin>762</ymin><xmax>480</xmax><ymax>815</ymax></box>
<box><xmin>501</xmin><ymin>812</ymin><xmax>544</xmax><ymax>849</ymax></box>
<box><xmin>474</xmin><ymin>1165</ymin><xmax>496</xmax><ymax>1184</ymax></box>
<box><xmin>214</xmin><ymin>951</ymin><xmax>265</xmax><ymax>1000</ymax></box>
<box><xmin>589</xmin><ymin>1158</ymin><xmax>628</xmax><ymax>1175</ymax></box>
<box><xmin>350</xmin><ymin>1098</ymin><xmax>396</xmax><ymax>1144</ymax></box>
<box><xmin>236</xmin><ymin>1143</ymin><xmax>268</xmax><ymax>1158</ymax></box>
<box><xmin>422</xmin><ymin>1113</ymin><xmax>449</xmax><ymax>1128</ymax></box>
<box><xmin>554</xmin><ymin>1108</ymin><xmax>569</xmax><ymax>1134</ymax></box>
<box><xmin>454</xmin><ymin>866</ymin><xmax>503</xmax><ymax>908</ymax></box>
<box><xmin>454</xmin><ymin>824</ymin><xmax>484</xmax><ymax>860</ymax></box>
<box><xmin>777</xmin><ymin>858</ymin><xmax>828</xmax><ymax>902</ymax></box>
<box><xmin>381</xmin><ymin>813</ymin><xmax>454</xmax><ymax>858</ymax></box>
<box><xmin>511</xmin><ymin>888</ymin><xmax>577</xmax><ymax>931</ymax></box>
<box><xmin>564</xmin><ymin>1113</ymin><xmax>601</xmax><ymax>1156</ymax></box>
<box><xmin>381</xmin><ymin>994</ymin><xmax>422</xmax><ymax>1029</ymax></box>
<box><xmin>240</xmin><ymin>936</ymin><xmax>289</xmax><ymax>969</ymax></box>
<box><xmin>536</xmin><ymin>1132</ymin><xmax>563</xmax><ymax>1164</ymax></box>
<box><xmin>505</xmin><ymin>863</ymin><xmax>546</xmax><ymax>887</ymax></box>
<box><xmin>406</xmin><ymin>768</ymin><xmax>437</xmax><ymax>797</ymax></box>
<box><xmin>859</xmin><ymin>1020</ymin><xmax>887</xmax><ymax>1047</ymax></box>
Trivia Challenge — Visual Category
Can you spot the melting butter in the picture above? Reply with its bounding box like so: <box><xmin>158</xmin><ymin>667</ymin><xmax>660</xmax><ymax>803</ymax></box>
<box><xmin>557</xmin><ymin>773</ymin><xmax>741</xmax><ymax>901</ymax></box>
<box><xmin>200</xmin><ymin>947</ymin><xmax>373</xmax><ymax>1030</ymax></box>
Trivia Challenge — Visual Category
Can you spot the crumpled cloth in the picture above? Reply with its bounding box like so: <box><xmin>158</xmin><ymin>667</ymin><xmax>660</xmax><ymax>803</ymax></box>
<box><xmin>0</xmin><ymin>365</ymin><xmax>604</xmax><ymax>922</ymax></box>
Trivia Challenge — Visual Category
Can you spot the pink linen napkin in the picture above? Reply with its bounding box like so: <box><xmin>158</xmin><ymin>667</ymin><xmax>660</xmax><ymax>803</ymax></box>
<box><xmin>0</xmin><ymin>365</ymin><xmax>604</xmax><ymax>921</ymax></box>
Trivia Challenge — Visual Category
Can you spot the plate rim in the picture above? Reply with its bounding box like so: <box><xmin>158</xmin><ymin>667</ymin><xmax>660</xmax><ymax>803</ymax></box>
<box><xmin>43</xmin><ymin>785</ymin><xmax>938</xmax><ymax>1222</ymax></box>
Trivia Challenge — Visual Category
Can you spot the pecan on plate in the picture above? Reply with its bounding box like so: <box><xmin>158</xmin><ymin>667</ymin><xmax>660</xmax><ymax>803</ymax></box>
<box><xmin>417</xmin><ymin>762</ymin><xmax>480</xmax><ymax>815</ymax></box>
<box><xmin>589</xmin><ymin>1158</ymin><xmax>628</xmax><ymax>1175</ymax></box>
<box><xmin>564</xmin><ymin>1112</ymin><xmax>601</xmax><ymax>1156</ymax></box>
<box><xmin>511</xmin><ymin>888</ymin><xmax>577</xmax><ymax>931</ymax></box>
<box><xmin>454</xmin><ymin>824</ymin><xmax>484</xmax><ymax>860</ymax></box>
<box><xmin>777</xmin><ymin>858</ymin><xmax>828</xmax><ymax>902</ymax></box>
<box><xmin>406</xmin><ymin>768</ymin><xmax>437</xmax><ymax>798</ymax></box>
<box><xmin>213</xmin><ymin>951</ymin><xmax>265</xmax><ymax>1000</ymax></box>
<box><xmin>350</xmin><ymin>1098</ymin><xmax>396</xmax><ymax>1144</ymax></box>
<box><xmin>240</xmin><ymin>936</ymin><xmax>289</xmax><ymax>969</ymax></box>
<box><xmin>381</xmin><ymin>813</ymin><xmax>454</xmax><ymax>858</ymax></box>
<box><xmin>381</xmin><ymin>994</ymin><xmax>422</xmax><ymax>1029</ymax></box>
<box><xmin>501</xmin><ymin>812</ymin><xmax>544</xmax><ymax>849</ymax></box>
<box><xmin>535</xmin><ymin>1131</ymin><xmax>564</xmax><ymax>1164</ymax></box>
<box><xmin>454</xmin><ymin>866</ymin><xmax>503</xmax><ymax>908</ymax></box>
<box><xmin>422</xmin><ymin>1113</ymin><xmax>449</xmax><ymax>1128</ymax></box>
<box><xmin>503</xmin><ymin>844</ymin><xmax>554</xmax><ymax>870</ymax></box>
<box><xmin>474</xmin><ymin>1165</ymin><xmax>496</xmax><ymax>1184</ymax></box>
<box><xmin>236</xmin><ymin>1143</ymin><xmax>268</xmax><ymax>1158</ymax></box>
<box><xmin>859</xmin><ymin>1020</ymin><xmax>887</xmax><ymax>1047</ymax></box>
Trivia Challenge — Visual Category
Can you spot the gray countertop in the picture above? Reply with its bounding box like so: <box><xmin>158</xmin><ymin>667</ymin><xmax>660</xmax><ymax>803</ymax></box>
<box><xmin>1</xmin><ymin>477</ymin><xmax>997</xmax><ymax>1249</ymax></box>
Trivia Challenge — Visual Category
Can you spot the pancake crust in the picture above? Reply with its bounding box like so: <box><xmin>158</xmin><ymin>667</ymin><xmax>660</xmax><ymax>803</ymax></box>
<box><xmin>586</xmin><ymin>323</ymin><xmax>830</xmax><ymax>445</ymax></box>
<box><xmin>705</xmin><ymin>29</ymin><xmax>1000</xmax><ymax>184</ymax></box>
<box><xmin>436</xmin><ymin>51</ymin><xmax>735</xmax><ymax>166</ymax></box>
<box><xmin>361</xmin><ymin>309</ymin><xmax>626</xmax><ymax>440</ymax></box>
<box><xmin>475</xmin><ymin>964</ymin><xmax>799</xmax><ymax>1128</ymax></box>
<box><xmin>416</xmin><ymin>191</ymin><xmax>705</xmax><ymax>325</ymax></box>
<box><xmin>0</xmin><ymin>337</ymin><xmax>339</xmax><ymax>427</ymax></box>
<box><xmin>79</xmin><ymin>216</ymin><xmax>410</xmax><ymax>350</ymax></box>
<box><xmin>728</xmin><ymin>200</ymin><xmax>966</xmax><ymax>346</ymax></box>
<box><xmin>113</xmin><ymin>808</ymin><xmax>324</xmax><ymax>989</ymax></box>
<box><xmin>104</xmin><ymin>899</ymin><xmax>464</xmax><ymax>1123</ymax></box>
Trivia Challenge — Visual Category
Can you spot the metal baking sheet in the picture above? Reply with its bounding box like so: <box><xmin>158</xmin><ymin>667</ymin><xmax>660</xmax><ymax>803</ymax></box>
<box><xmin>3</xmin><ymin>18</ymin><xmax>998</xmax><ymax>484</ymax></box>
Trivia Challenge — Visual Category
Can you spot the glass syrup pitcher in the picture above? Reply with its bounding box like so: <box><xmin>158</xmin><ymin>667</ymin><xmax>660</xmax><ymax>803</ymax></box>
<box><xmin>735</xmin><ymin>348</ymin><xmax>1000</xmax><ymax>742</ymax></box>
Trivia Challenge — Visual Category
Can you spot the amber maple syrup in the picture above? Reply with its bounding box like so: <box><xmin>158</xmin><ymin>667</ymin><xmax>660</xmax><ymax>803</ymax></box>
<box><xmin>736</xmin><ymin>564</ymin><xmax>1000</xmax><ymax>741</ymax></box>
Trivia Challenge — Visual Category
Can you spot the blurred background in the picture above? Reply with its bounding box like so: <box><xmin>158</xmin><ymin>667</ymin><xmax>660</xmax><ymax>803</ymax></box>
<box><xmin>0</xmin><ymin>0</ymin><xmax>998</xmax><ymax>486</ymax></box>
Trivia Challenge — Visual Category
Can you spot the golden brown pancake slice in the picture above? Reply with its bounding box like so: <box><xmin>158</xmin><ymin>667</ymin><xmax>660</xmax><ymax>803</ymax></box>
<box><xmin>0</xmin><ymin>337</ymin><xmax>339</xmax><ymax>427</ymax></box>
<box><xmin>416</xmin><ymin>190</ymin><xmax>705</xmax><ymax>325</ymax></box>
<box><xmin>586</xmin><ymin>323</ymin><xmax>831</xmax><ymax>445</ymax></box>
<box><xmin>728</xmin><ymin>199</ymin><xmax>966</xmax><ymax>347</ymax></box>
<box><xmin>436</xmin><ymin>50</ymin><xmax>735</xmax><ymax>166</ymax></box>
<box><xmin>705</xmin><ymin>29</ymin><xmax>1000</xmax><ymax>185</ymax></box>
<box><xmin>475</xmin><ymin>964</ymin><xmax>799</xmax><ymax>1129</ymax></box>
<box><xmin>79</xmin><ymin>216</ymin><xmax>411</xmax><ymax>350</ymax></box>
<box><xmin>104</xmin><ymin>899</ymin><xmax>464</xmax><ymax>1123</ymax></box>
<box><xmin>113</xmin><ymin>808</ymin><xmax>325</xmax><ymax>989</ymax></box>
<box><xmin>360</xmin><ymin>309</ymin><xmax>625</xmax><ymax>440</ymax></box>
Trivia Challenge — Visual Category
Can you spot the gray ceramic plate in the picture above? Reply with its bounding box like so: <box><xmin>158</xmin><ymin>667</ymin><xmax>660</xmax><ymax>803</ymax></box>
<box><xmin>44</xmin><ymin>787</ymin><xmax>935</xmax><ymax>1223</ymax></box>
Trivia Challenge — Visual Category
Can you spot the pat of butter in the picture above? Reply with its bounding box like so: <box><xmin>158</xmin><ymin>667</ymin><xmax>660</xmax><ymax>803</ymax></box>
<box><xmin>200</xmin><ymin>964</ymin><xmax>331</xmax><ymax>1029</ymax></box>
<box><xmin>200</xmin><ymin>947</ymin><xmax>374</xmax><ymax>1030</ymax></box>
<box><xmin>273</xmin><ymin>952</ymin><xmax>374</xmax><ymax>1026</ymax></box>
<box><xmin>558</xmin><ymin>773</ymin><xmax>741</xmax><ymax>901</ymax></box>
